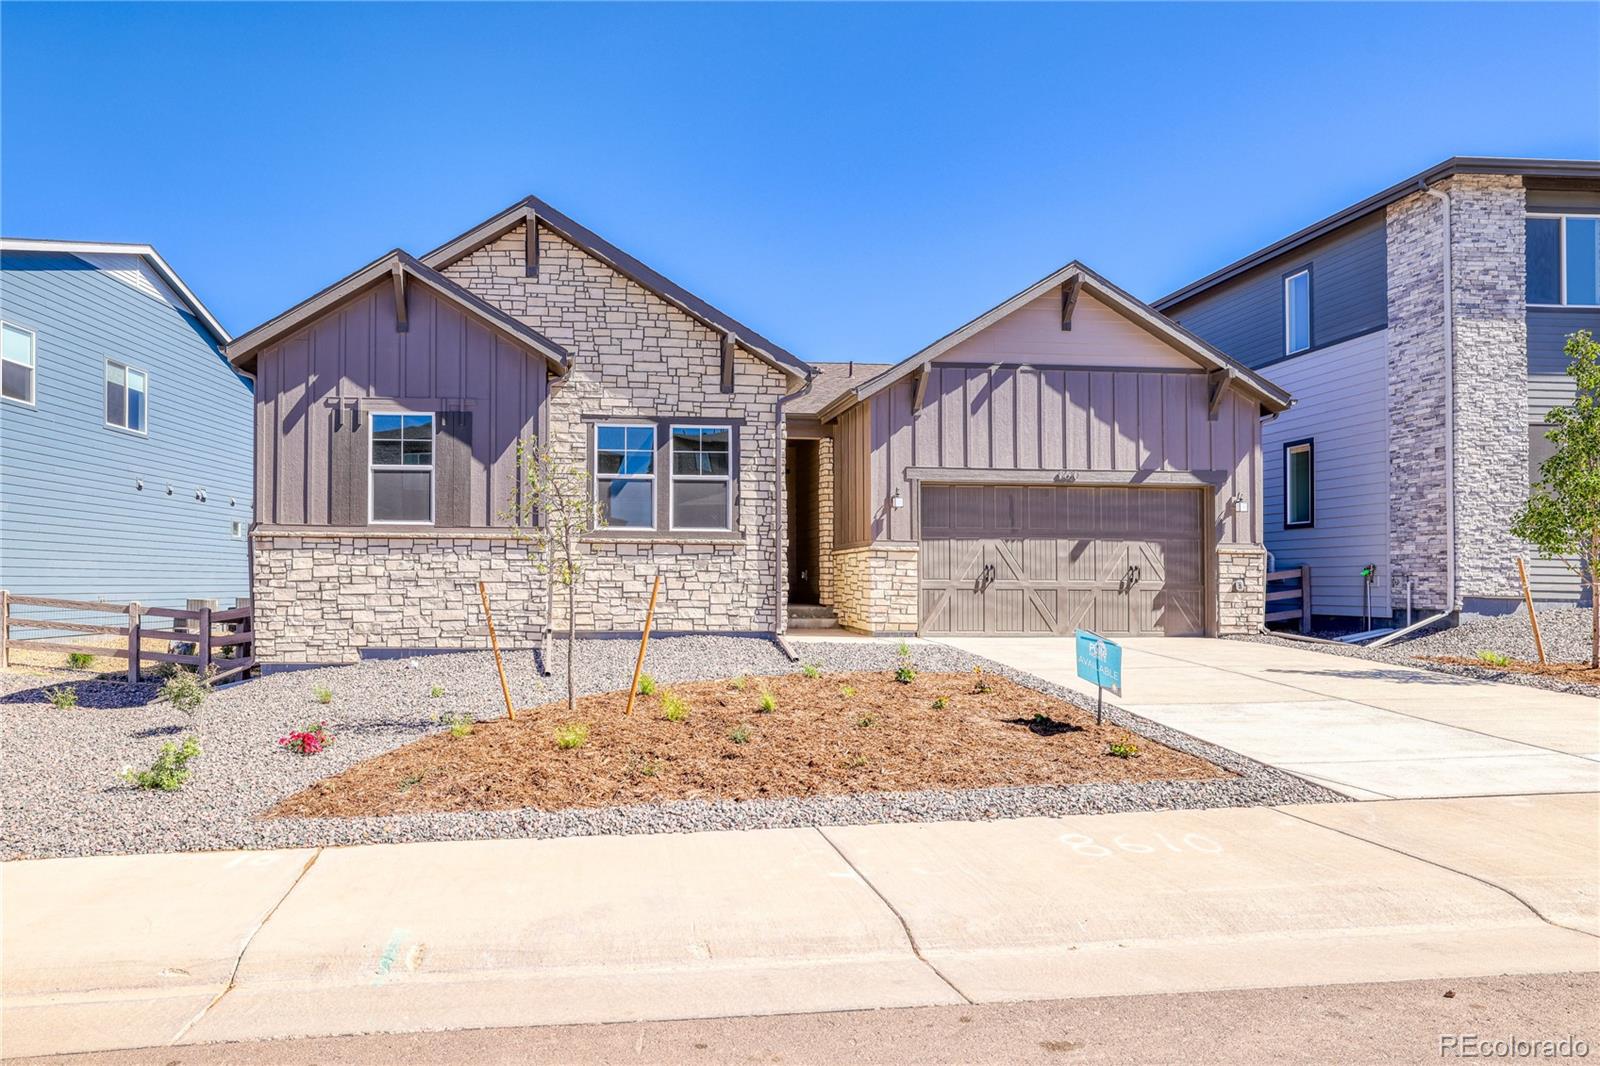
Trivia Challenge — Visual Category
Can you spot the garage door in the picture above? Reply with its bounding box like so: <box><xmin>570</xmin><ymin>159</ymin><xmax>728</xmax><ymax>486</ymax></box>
<box><xmin>919</xmin><ymin>484</ymin><xmax>1205</xmax><ymax>637</ymax></box>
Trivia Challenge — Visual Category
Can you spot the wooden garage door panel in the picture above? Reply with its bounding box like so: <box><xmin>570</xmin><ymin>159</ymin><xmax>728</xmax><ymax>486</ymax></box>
<box><xmin>920</xmin><ymin>484</ymin><xmax>1204</xmax><ymax>637</ymax></box>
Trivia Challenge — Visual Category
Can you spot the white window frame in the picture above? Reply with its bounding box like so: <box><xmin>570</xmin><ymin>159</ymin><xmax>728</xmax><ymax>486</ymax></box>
<box><xmin>1283</xmin><ymin>269</ymin><xmax>1311</xmax><ymax>355</ymax></box>
<box><xmin>1527</xmin><ymin>212</ymin><xmax>1600</xmax><ymax>308</ymax></box>
<box><xmin>1</xmin><ymin>321</ymin><xmax>37</xmax><ymax>407</ymax></box>
<box><xmin>1284</xmin><ymin>439</ymin><xmax>1314</xmax><ymax>529</ymax></box>
<box><xmin>668</xmin><ymin>423</ymin><xmax>734</xmax><ymax>532</ymax></box>
<box><xmin>103</xmin><ymin>359</ymin><xmax>149</xmax><ymax>435</ymax></box>
<box><xmin>367</xmin><ymin>411</ymin><xmax>435</xmax><ymax>526</ymax></box>
<box><xmin>593</xmin><ymin>421</ymin><xmax>657</xmax><ymax>531</ymax></box>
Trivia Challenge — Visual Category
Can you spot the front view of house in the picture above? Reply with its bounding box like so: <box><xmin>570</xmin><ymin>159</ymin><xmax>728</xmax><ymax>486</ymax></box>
<box><xmin>230</xmin><ymin>200</ymin><xmax>1289</xmax><ymax>664</ymax></box>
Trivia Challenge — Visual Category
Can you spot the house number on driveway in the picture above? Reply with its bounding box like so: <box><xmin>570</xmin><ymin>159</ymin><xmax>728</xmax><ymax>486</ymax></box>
<box><xmin>1057</xmin><ymin>831</ymin><xmax>1224</xmax><ymax>858</ymax></box>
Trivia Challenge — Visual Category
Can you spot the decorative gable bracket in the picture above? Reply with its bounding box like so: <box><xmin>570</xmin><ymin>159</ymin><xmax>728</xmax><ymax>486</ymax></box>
<box><xmin>1060</xmin><ymin>274</ymin><xmax>1082</xmax><ymax>331</ymax></box>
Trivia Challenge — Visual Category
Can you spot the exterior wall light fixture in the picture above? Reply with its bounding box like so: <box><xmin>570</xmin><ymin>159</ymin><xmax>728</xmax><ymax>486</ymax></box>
<box><xmin>891</xmin><ymin>489</ymin><xmax>905</xmax><ymax>510</ymax></box>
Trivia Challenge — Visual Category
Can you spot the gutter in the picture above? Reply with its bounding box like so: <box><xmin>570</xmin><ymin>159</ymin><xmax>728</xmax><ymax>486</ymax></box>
<box><xmin>772</xmin><ymin>372</ymin><xmax>817</xmax><ymax>662</ymax></box>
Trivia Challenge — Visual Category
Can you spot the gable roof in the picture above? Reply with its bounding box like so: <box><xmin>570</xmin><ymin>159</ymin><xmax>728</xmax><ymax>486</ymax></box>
<box><xmin>0</xmin><ymin>237</ymin><xmax>232</xmax><ymax>346</ymax></box>
<box><xmin>421</xmin><ymin>195</ymin><xmax>812</xmax><ymax>382</ymax></box>
<box><xmin>224</xmin><ymin>249</ymin><xmax>571</xmax><ymax>374</ymax></box>
<box><xmin>816</xmin><ymin>261</ymin><xmax>1292</xmax><ymax>423</ymax></box>
<box><xmin>786</xmin><ymin>361</ymin><xmax>895</xmax><ymax>417</ymax></box>
<box><xmin>1155</xmin><ymin>156</ymin><xmax>1600</xmax><ymax>311</ymax></box>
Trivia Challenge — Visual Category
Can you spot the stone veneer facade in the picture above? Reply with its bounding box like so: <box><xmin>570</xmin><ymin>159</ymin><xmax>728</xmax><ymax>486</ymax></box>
<box><xmin>254</xmin><ymin>222</ymin><xmax>792</xmax><ymax>663</ymax></box>
<box><xmin>830</xmin><ymin>544</ymin><xmax>919</xmax><ymax>634</ymax></box>
<box><xmin>1385</xmin><ymin>175</ymin><xmax>1528</xmax><ymax>612</ymax></box>
<box><xmin>816</xmin><ymin>436</ymin><xmax>835</xmax><ymax>607</ymax></box>
<box><xmin>1215</xmin><ymin>547</ymin><xmax>1268</xmax><ymax>635</ymax></box>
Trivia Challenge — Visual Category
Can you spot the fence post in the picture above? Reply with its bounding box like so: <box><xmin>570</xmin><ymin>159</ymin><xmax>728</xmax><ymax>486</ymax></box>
<box><xmin>197</xmin><ymin>605</ymin><xmax>213</xmax><ymax>677</ymax></box>
<box><xmin>1299</xmin><ymin>565</ymin><xmax>1312</xmax><ymax>634</ymax></box>
<box><xmin>127</xmin><ymin>602</ymin><xmax>141</xmax><ymax>683</ymax></box>
<box><xmin>0</xmin><ymin>589</ymin><xmax>9</xmax><ymax>671</ymax></box>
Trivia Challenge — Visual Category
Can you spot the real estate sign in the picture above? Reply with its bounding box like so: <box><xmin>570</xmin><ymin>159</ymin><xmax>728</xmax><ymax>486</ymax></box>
<box><xmin>1074</xmin><ymin>629</ymin><xmax>1122</xmax><ymax>697</ymax></box>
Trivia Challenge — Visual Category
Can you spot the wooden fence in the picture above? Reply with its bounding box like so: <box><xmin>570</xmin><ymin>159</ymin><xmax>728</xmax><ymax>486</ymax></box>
<box><xmin>1263</xmin><ymin>566</ymin><xmax>1312</xmax><ymax>634</ymax></box>
<box><xmin>0</xmin><ymin>591</ymin><xmax>256</xmax><ymax>682</ymax></box>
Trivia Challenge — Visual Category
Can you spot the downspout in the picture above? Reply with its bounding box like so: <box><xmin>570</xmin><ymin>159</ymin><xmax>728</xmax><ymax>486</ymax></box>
<box><xmin>772</xmin><ymin>369</ymin><xmax>816</xmax><ymax>662</ymax></box>
<box><xmin>1371</xmin><ymin>183</ymin><xmax>1456</xmax><ymax>648</ymax></box>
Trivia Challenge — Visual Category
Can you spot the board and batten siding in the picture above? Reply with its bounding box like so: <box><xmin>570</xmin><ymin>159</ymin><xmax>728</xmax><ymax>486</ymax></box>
<box><xmin>253</xmin><ymin>280</ymin><xmax>549</xmax><ymax>528</ymax></box>
<box><xmin>1165</xmin><ymin>213</ymin><xmax>1388</xmax><ymax>371</ymax></box>
<box><xmin>832</xmin><ymin>363</ymin><xmax>1263</xmax><ymax>550</ymax></box>
<box><xmin>1259</xmin><ymin>329</ymin><xmax>1391</xmax><ymax>618</ymax></box>
<box><xmin>0</xmin><ymin>250</ymin><xmax>252</xmax><ymax>610</ymax></box>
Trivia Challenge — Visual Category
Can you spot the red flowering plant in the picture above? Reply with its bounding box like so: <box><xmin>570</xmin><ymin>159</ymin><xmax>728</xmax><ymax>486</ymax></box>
<box><xmin>279</xmin><ymin>722</ymin><xmax>332</xmax><ymax>756</ymax></box>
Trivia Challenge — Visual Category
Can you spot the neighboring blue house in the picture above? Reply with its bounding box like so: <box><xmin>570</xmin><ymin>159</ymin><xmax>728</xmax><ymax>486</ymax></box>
<box><xmin>0</xmin><ymin>239</ymin><xmax>252</xmax><ymax>620</ymax></box>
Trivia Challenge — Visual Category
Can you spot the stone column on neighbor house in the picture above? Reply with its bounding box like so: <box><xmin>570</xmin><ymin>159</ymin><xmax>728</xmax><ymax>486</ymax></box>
<box><xmin>816</xmin><ymin>437</ymin><xmax>836</xmax><ymax>607</ymax></box>
<box><xmin>1215</xmin><ymin>547</ymin><xmax>1268</xmax><ymax>635</ymax></box>
<box><xmin>1385</xmin><ymin>174</ymin><xmax>1528</xmax><ymax>614</ymax></box>
<box><xmin>831</xmin><ymin>543</ymin><xmax>919</xmax><ymax>634</ymax></box>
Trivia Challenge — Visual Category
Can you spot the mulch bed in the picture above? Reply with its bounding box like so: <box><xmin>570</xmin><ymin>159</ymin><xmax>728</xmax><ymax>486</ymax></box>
<box><xmin>268</xmin><ymin>670</ymin><xmax>1229</xmax><ymax>819</ymax></box>
<box><xmin>1420</xmin><ymin>656</ymin><xmax>1600</xmax><ymax>687</ymax></box>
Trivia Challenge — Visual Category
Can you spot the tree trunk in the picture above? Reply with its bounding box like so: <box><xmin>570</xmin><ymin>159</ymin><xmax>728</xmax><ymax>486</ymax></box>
<box><xmin>1591</xmin><ymin>534</ymin><xmax>1599</xmax><ymax>669</ymax></box>
<box><xmin>567</xmin><ymin>578</ymin><xmax>577</xmax><ymax>714</ymax></box>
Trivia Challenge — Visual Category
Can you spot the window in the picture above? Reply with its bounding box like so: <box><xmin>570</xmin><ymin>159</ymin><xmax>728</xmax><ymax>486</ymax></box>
<box><xmin>1527</xmin><ymin>214</ymin><xmax>1600</xmax><ymax>306</ymax></box>
<box><xmin>1284</xmin><ymin>439</ymin><xmax>1314</xmax><ymax>528</ymax></box>
<box><xmin>370</xmin><ymin>413</ymin><xmax>433</xmax><ymax>523</ymax></box>
<box><xmin>595</xmin><ymin>424</ymin><xmax>656</xmax><ymax>528</ymax></box>
<box><xmin>671</xmin><ymin>425</ymin><xmax>732</xmax><ymax>530</ymax></box>
<box><xmin>1</xmin><ymin>323</ymin><xmax>35</xmax><ymax>404</ymax></box>
<box><xmin>104</xmin><ymin>361</ymin><xmax>148</xmax><ymax>433</ymax></box>
<box><xmin>1283</xmin><ymin>269</ymin><xmax>1311</xmax><ymax>355</ymax></box>
<box><xmin>230</xmin><ymin>520</ymin><xmax>244</xmax><ymax>539</ymax></box>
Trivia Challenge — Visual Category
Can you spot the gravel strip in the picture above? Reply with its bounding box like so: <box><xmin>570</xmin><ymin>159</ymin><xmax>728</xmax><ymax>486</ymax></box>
<box><xmin>1</xmin><ymin>636</ymin><xmax>1340</xmax><ymax>861</ymax></box>
<box><xmin>1244</xmin><ymin>605</ymin><xmax>1600</xmax><ymax>698</ymax></box>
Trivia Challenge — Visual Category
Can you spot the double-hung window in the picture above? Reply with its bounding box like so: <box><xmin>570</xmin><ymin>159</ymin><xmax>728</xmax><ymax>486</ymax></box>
<box><xmin>105</xmin><ymin>360</ymin><xmax>148</xmax><ymax>433</ymax></box>
<box><xmin>1283</xmin><ymin>268</ymin><xmax>1311</xmax><ymax>355</ymax></box>
<box><xmin>370</xmin><ymin>413</ymin><xmax>434</xmax><ymax>523</ymax></box>
<box><xmin>670</xmin><ymin>425</ymin><xmax>732</xmax><ymax>530</ymax></box>
<box><xmin>1284</xmin><ymin>438</ymin><xmax>1314</xmax><ymax>528</ymax></box>
<box><xmin>1527</xmin><ymin>214</ymin><xmax>1600</xmax><ymax>306</ymax></box>
<box><xmin>1</xmin><ymin>323</ymin><xmax>35</xmax><ymax>404</ymax></box>
<box><xmin>595</xmin><ymin>424</ymin><xmax>656</xmax><ymax>528</ymax></box>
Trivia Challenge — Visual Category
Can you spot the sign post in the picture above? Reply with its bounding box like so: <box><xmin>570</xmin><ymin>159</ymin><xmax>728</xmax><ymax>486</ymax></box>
<box><xmin>1074</xmin><ymin>629</ymin><xmax>1122</xmax><ymax>726</ymax></box>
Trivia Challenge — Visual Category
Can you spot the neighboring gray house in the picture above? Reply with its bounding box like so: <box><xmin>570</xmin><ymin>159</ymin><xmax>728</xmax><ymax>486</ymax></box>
<box><xmin>0</xmin><ymin>239</ymin><xmax>251</xmax><ymax>616</ymax></box>
<box><xmin>1157</xmin><ymin>157</ymin><xmax>1600</xmax><ymax>625</ymax></box>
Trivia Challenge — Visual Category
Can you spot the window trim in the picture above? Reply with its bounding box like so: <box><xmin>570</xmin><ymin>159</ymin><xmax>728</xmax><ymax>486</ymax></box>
<box><xmin>593</xmin><ymin>421</ymin><xmax>658</xmax><ymax>531</ymax></box>
<box><xmin>103</xmin><ymin>359</ymin><xmax>150</xmax><ymax>436</ymax></box>
<box><xmin>668</xmin><ymin>423</ymin><xmax>734</xmax><ymax>532</ymax></box>
<box><xmin>1283</xmin><ymin>437</ymin><xmax>1315</xmax><ymax>529</ymax></box>
<box><xmin>367</xmin><ymin>410</ymin><xmax>436</xmax><ymax>526</ymax></box>
<box><xmin>1282</xmin><ymin>267</ymin><xmax>1312</xmax><ymax>356</ymax></box>
<box><xmin>1527</xmin><ymin>212</ymin><xmax>1600</xmax><ymax>309</ymax></box>
<box><xmin>1</xmin><ymin>321</ymin><xmax>37</xmax><ymax>407</ymax></box>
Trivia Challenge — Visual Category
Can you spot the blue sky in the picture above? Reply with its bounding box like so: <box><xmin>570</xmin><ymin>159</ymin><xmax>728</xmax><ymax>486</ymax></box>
<box><xmin>3</xmin><ymin>2</ymin><xmax>1596</xmax><ymax>363</ymax></box>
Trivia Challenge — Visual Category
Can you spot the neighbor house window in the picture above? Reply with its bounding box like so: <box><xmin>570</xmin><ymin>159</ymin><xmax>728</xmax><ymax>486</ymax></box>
<box><xmin>1</xmin><ymin>323</ymin><xmax>35</xmax><ymax>404</ymax></box>
<box><xmin>595</xmin><ymin>423</ymin><xmax>656</xmax><ymax>528</ymax></box>
<box><xmin>670</xmin><ymin>425</ymin><xmax>732</xmax><ymax>530</ymax></box>
<box><xmin>370</xmin><ymin>413</ymin><xmax>433</xmax><ymax>523</ymax></box>
<box><xmin>1283</xmin><ymin>268</ymin><xmax>1311</xmax><ymax>355</ymax></box>
<box><xmin>1284</xmin><ymin>439</ymin><xmax>1314</xmax><ymax>528</ymax></box>
<box><xmin>1527</xmin><ymin>214</ymin><xmax>1600</xmax><ymax>306</ymax></box>
<box><xmin>104</xmin><ymin>361</ymin><xmax>148</xmax><ymax>433</ymax></box>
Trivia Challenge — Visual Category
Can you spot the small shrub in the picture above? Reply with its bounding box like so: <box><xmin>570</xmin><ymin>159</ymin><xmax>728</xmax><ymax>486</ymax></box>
<box><xmin>637</xmin><ymin>674</ymin><xmax>658</xmax><ymax>696</ymax></box>
<box><xmin>895</xmin><ymin>641</ymin><xmax>911</xmax><ymax>658</ymax></box>
<box><xmin>845</xmin><ymin>754</ymin><xmax>869</xmax><ymax>769</ymax></box>
<box><xmin>1107</xmin><ymin>741</ymin><xmax>1139</xmax><ymax>759</ymax></box>
<box><xmin>931</xmin><ymin>696</ymin><xmax>948</xmax><ymax>710</ymax></box>
<box><xmin>756</xmin><ymin>689</ymin><xmax>778</xmax><ymax>714</ymax></box>
<box><xmin>120</xmin><ymin>736</ymin><xmax>201</xmax><ymax>791</ymax></box>
<box><xmin>856</xmin><ymin>712</ymin><xmax>876</xmax><ymax>728</ymax></box>
<box><xmin>730</xmin><ymin>675</ymin><xmax>748</xmax><ymax>691</ymax></box>
<box><xmin>800</xmin><ymin>663</ymin><xmax>820</xmax><ymax>679</ymax></box>
<box><xmin>429</xmin><ymin>685</ymin><xmax>445</xmax><ymax>698</ymax></box>
<box><xmin>280</xmin><ymin>722</ymin><xmax>332</xmax><ymax>756</ymax></box>
<box><xmin>398</xmin><ymin>772</ymin><xmax>425</xmax><ymax>792</ymax></box>
<box><xmin>1476</xmin><ymin>649</ymin><xmax>1513</xmax><ymax>668</ymax></box>
<box><xmin>971</xmin><ymin>666</ymin><xmax>993</xmax><ymax>694</ymax></box>
<box><xmin>555</xmin><ymin>723</ymin><xmax>590</xmax><ymax>750</ymax></box>
<box><xmin>158</xmin><ymin>669</ymin><xmax>209</xmax><ymax>715</ymax></box>
<box><xmin>312</xmin><ymin>686</ymin><xmax>334</xmax><ymax>705</ymax></box>
<box><xmin>840</xmin><ymin>685</ymin><xmax>857</xmax><ymax>699</ymax></box>
<box><xmin>45</xmin><ymin>684</ymin><xmax>79</xmax><ymax>709</ymax></box>
<box><xmin>661</xmin><ymin>692</ymin><xmax>690</xmax><ymax>722</ymax></box>
<box><xmin>729</xmin><ymin>724</ymin><xmax>751</xmax><ymax>744</ymax></box>
<box><xmin>434</xmin><ymin>709</ymin><xmax>474</xmax><ymax>738</ymax></box>
<box><xmin>894</xmin><ymin>664</ymin><xmax>916</xmax><ymax>684</ymax></box>
<box><xmin>633</xmin><ymin>758</ymin><xmax>661</xmax><ymax>778</ymax></box>
<box><xmin>67</xmin><ymin>651</ymin><xmax>95</xmax><ymax>669</ymax></box>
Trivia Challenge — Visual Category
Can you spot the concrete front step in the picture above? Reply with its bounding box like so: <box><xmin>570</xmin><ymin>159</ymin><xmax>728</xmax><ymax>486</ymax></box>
<box><xmin>788</xmin><ymin>604</ymin><xmax>839</xmax><ymax>629</ymax></box>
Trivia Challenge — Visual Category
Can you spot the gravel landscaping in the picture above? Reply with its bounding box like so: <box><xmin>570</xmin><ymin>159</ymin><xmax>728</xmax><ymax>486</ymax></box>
<box><xmin>1248</xmin><ymin>605</ymin><xmax>1600</xmax><ymax>697</ymax></box>
<box><xmin>0</xmin><ymin>637</ymin><xmax>1339</xmax><ymax>861</ymax></box>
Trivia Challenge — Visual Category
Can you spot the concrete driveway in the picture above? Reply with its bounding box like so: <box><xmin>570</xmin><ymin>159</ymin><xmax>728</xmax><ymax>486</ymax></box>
<box><xmin>931</xmin><ymin>636</ymin><xmax>1600</xmax><ymax>800</ymax></box>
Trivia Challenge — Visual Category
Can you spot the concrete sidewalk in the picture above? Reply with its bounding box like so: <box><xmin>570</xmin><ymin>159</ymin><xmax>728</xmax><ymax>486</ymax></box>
<box><xmin>932</xmin><ymin>636</ymin><xmax>1600</xmax><ymax>799</ymax></box>
<box><xmin>4</xmin><ymin>794</ymin><xmax>1596</xmax><ymax>1058</ymax></box>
